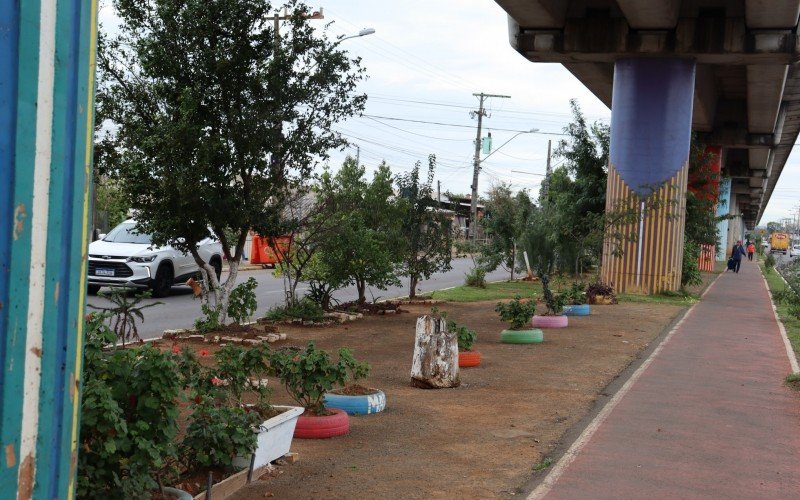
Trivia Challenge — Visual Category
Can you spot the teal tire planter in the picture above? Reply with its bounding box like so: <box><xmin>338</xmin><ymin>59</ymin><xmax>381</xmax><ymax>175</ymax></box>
<box><xmin>501</xmin><ymin>329</ymin><xmax>544</xmax><ymax>344</ymax></box>
<box><xmin>324</xmin><ymin>389</ymin><xmax>387</xmax><ymax>415</ymax></box>
<box><xmin>563</xmin><ymin>304</ymin><xmax>591</xmax><ymax>316</ymax></box>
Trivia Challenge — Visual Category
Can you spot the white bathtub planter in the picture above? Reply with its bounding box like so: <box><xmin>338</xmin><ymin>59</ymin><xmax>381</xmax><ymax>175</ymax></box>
<box><xmin>324</xmin><ymin>387</ymin><xmax>387</xmax><ymax>415</ymax></box>
<box><xmin>232</xmin><ymin>405</ymin><xmax>304</xmax><ymax>469</ymax></box>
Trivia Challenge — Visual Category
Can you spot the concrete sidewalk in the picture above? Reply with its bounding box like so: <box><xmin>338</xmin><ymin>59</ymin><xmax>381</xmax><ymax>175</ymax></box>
<box><xmin>532</xmin><ymin>258</ymin><xmax>800</xmax><ymax>499</ymax></box>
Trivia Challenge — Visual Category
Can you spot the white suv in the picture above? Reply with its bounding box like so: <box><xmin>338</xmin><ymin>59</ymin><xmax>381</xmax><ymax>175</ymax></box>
<box><xmin>87</xmin><ymin>220</ymin><xmax>223</xmax><ymax>297</ymax></box>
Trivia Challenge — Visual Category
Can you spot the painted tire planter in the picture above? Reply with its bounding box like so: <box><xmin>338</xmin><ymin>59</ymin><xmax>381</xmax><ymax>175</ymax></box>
<box><xmin>293</xmin><ymin>408</ymin><xmax>350</xmax><ymax>439</ymax></box>
<box><xmin>500</xmin><ymin>329</ymin><xmax>543</xmax><ymax>344</ymax></box>
<box><xmin>324</xmin><ymin>389</ymin><xmax>387</xmax><ymax>415</ymax></box>
<box><xmin>458</xmin><ymin>350</ymin><xmax>481</xmax><ymax>368</ymax></box>
<box><xmin>232</xmin><ymin>405</ymin><xmax>303</xmax><ymax>469</ymax></box>
<box><xmin>162</xmin><ymin>487</ymin><xmax>192</xmax><ymax>500</ymax></box>
<box><xmin>532</xmin><ymin>315</ymin><xmax>569</xmax><ymax>328</ymax></box>
<box><xmin>563</xmin><ymin>304</ymin><xmax>591</xmax><ymax>316</ymax></box>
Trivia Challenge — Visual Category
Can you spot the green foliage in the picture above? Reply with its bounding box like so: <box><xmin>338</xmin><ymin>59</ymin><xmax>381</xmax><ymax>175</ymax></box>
<box><xmin>430</xmin><ymin>281</ymin><xmax>541</xmax><ymax>302</ymax></box>
<box><xmin>563</xmin><ymin>281</ymin><xmax>587</xmax><ymax>305</ymax></box>
<box><xmin>480</xmin><ymin>184</ymin><xmax>534</xmax><ymax>280</ymax></box>
<box><xmin>93</xmin><ymin>176</ymin><xmax>129</xmax><ymax>230</ymax></box>
<box><xmin>447</xmin><ymin>319</ymin><xmax>477</xmax><ymax>352</ymax></box>
<box><xmin>97</xmin><ymin>0</ymin><xmax>366</xmax><ymax>318</ymax></box>
<box><xmin>78</xmin><ymin>316</ymin><xmax>182</xmax><ymax>498</ymax></box>
<box><xmin>227</xmin><ymin>277</ymin><xmax>258</xmax><ymax>324</ymax></box>
<box><xmin>313</xmin><ymin>158</ymin><xmax>404</xmax><ymax>305</ymax></box>
<box><xmin>396</xmin><ymin>155</ymin><xmax>453</xmax><ymax>298</ymax></box>
<box><xmin>194</xmin><ymin>303</ymin><xmax>222</xmax><ymax>333</ymax></box>
<box><xmin>270</xmin><ymin>342</ymin><xmax>369</xmax><ymax>415</ymax></box>
<box><xmin>182</xmin><ymin>399</ymin><xmax>257</xmax><ymax>470</ymax></box>
<box><xmin>540</xmin><ymin>275</ymin><xmax>565</xmax><ymax>316</ymax></box>
<box><xmin>88</xmin><ymin>289</ymin><xmax>162</xmax><ymax>346</ymax></box>
<box><xmin>765</xmin><ymin>253</ymin><xmax>776</xmax><ymax>272</ymax></box>
<box><xmin>495</xmin><ymin>295</ymin><xmax>537</xmax><ymax>330</ymax></box>
<box><xmin>264</xmin><ymin>297</ymin><xmax>325</xmax><ymax>322</ymax></box>
<box><xmin>464</xmin><ymin>266</ymin><xmax>487</xmax><ymax>288</ymax></box>
<box><xmin>681</xmin><ymin>241</ymin><xmax>703</xmax><ymax>288</ymax></box>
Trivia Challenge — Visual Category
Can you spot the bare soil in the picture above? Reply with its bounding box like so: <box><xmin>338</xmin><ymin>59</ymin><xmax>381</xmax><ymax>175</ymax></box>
<box><xmin>231</xmin><ymin>297</ymin><xmax>688</xmax><ymax>499</ymax></box>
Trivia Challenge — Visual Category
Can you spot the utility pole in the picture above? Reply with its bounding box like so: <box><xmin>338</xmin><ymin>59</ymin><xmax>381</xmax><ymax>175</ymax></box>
<box><xmin>540</xmin><ymin>139</ymin><xmax>552</xmax><ymax>204</ymax></box>
<box><xmin>356</xmin><ymin>144</ymin><xmax>360</xmax><ymax>166</ymax></box>
<box><xmin>470</xmin><ymin>92</ymin><xmax>510</xmax><ymax>241</ymax></box>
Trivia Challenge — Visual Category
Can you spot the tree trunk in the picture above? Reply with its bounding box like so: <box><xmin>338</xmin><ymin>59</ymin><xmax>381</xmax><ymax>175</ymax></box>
<box><xmin>408</xmin><ymin>275</ymin><xmax>418</xmax><ymax>299</ymax></box>
<box><xmin>410</xmin><ymin>315</ymin><xmax>460</xmax><ymax>389</ymax></box>
<box><xmin>510</xmin><ymin>244</ymin><xmax>516</xmax><ymax>281</ymax></box>
<box><xmin>356</xmin><ymin>278</ymin><xmax>366</xmax><ymax>305</ymax></box>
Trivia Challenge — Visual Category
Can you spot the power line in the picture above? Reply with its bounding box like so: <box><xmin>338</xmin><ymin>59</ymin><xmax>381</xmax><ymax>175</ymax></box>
<box><xmin>360</xmin><ymin>114</ymin><xmax>567</xmax><ymax>135</ymax></box>
<box><xmin>363</xmin><ymin>116</ymin><xmax>471</xmax><ymax>142</ymax></box>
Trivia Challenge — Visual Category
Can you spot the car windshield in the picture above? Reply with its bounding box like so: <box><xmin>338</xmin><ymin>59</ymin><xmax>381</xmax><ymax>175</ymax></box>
<box><xmin>102</xmin><ymin>222</ymin><xmax>152</xmax><ymax>244</ymax></box>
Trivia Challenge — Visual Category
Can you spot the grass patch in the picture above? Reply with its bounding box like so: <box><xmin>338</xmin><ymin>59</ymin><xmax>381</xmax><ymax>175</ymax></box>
<box><xmin>760</xmin><ymin>262</ymin><xmax>800</xmax><ymax>357</ymax></box>
<box><xmin>532</xmin><ymin>457</ymin><xmax>554</xmax><ymax>472</ymax></box>
<box><xmin>617</xmin><ymin>291</ymin><xmax>699</xmax><ymax>306</ymax></box>
<box><xmin>428</xmin><ymin>280</ymin><xmax>541</xmax><ymax>302</ymax></box>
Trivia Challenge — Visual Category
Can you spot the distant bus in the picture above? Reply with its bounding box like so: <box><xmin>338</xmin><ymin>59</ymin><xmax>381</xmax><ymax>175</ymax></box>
<box><xmin>769</xmin><ymin>232</ymin><xmax>790</xmax><ymax>255</ymax></box>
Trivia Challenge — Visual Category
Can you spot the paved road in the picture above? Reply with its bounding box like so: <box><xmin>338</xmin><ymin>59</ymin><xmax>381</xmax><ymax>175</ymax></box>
<box><xmin>86</xmin><ymin>257</ymin><xmax>513</xmax><ymax>340</ymax></box>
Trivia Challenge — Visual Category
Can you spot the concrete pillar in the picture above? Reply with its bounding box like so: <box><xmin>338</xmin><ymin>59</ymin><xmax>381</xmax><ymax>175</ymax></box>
<box><xmin>0</xmin><ymin>0</ymin><xmax>98</xmax><ymax>497</ymax></box>
<box><xmin>601</xmin><ymin>58</ymin><xmax>695</xmax><ymax>294</ymax></box>
<box><xmin>716</xmin><ymin>177</ymin><xmax>732</xmax><ymax>260</ymax></box>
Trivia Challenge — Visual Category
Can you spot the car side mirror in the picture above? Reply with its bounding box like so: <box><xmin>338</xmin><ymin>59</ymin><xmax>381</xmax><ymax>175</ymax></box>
<box><xmin>98</xmin><ymin>233</ymin><xmax>106</xmax><ymax>241</ymax></box>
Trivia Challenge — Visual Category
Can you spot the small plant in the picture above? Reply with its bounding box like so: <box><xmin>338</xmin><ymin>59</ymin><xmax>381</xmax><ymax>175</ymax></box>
<box><xmin>213</xmin><ymin>344</ymin><xmax>273</xmax><ymax>416</ymax></box>
<box><xmin>495</xmin><ymin>295</ymin><xmax>537</xmax><ymax>330</ymax></box>
<box><xmin>448</xmin><ymin>319</ymin><xmax>477</xmax><ymax>351</ymax></box>
<box><xmin>764</xmin><ymin>253</ymin><xmax>776</xmax><ymax>273</ymax></box>
<box><xmin>264</xmin><ymin>298</ymin><xmax>325</xmax><ymax>322</ymax></box>
<box><xmin>563</xmin><ymin>281</ymin><xmax>587</xmax><ymax>305</ymax></box>
<box><xmin>181</xmin><ymin>398</ymin><xmax>258</xmax><ymax>469</ymax></box>
<box><xmin>464</xmin><ymin>266</ymin><xmax>487</xmax><ymax>288</ymax></box>
<box><xmin>786</xmin><ymin>372</ymin><xmax>800</xmax><ymax>390</ymax></box>
<box><xmin>540</xmin><ymin>275</ymin><xmax>565</xmax><ymax>316</ymax></box>
<box><xmin>227</xmin><ymin>277</ymin><xmax>258</xmax><ymax>324</ymax></box>
<box><xmin>269</xmin><ymin>342</ymin><xmax>370</xmax><ymax>415</ymax></box>
<box><xmin>532</xmin><ymin>457</ymin><xmax>554</xmax><ymax>471</ymax></box>
<box><xmin>88</xmin><ymin>288</ymin><xmax>162</xmax><ymax>346</ymax></box>
<box><xmin>585</xmin><ymin>280</ymin><xmax>616</xmax><ymax>304</ymax></box>
<box><xmin>194</xmin><ymin>303</ymin><xmax>221</xmax><ymax>333</ymax></box>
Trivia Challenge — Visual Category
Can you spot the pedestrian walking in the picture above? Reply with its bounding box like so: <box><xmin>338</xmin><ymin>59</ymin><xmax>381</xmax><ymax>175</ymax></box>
<box><xmin>746</xmin><ymin>242</ymin><xmax>756</xmax><ymax>261</ymax></box>
<box><xmin>731</xmin><ymin>240</ymin><xmax>747</xmax><ymax>273</ymax></box>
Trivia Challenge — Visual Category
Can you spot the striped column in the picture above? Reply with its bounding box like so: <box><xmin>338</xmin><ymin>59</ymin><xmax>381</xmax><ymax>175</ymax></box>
<box><xmin>0</xmin><ymin>1</ymin><xmax>98</xmax><ymax>499</ymax></box>
<box><xmin>600</xmin><ymin>59</ymin><xmax>695</xmax><ymax>294</ymax></box>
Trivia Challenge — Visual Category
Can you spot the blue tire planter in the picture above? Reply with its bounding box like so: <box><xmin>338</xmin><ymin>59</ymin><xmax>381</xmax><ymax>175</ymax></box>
<box><xmin>500</xmin><ymin>329</ymin><xmax>544</xmax><ymax>344</ymax></box>
<box><xmin>324</xmin><ymin>389</ymin><xmax>386</xmax><ymax>415</ymax></box>
<box><xmin>563</xmin><ymin>304</ymin><xmax>591</xmax><ymax>316</ymax></box>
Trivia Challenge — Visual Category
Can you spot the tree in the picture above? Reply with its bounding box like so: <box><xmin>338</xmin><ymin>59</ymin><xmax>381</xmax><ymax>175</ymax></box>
<box><xmin>396</xmin><ymin>156</ymin><xmax>453</xmax><ymax>298</ymax></box>
<box><xmin>97</xmin><ymin>0</ymin><xmax>366</xmax><ymax>321</ymax></box>
<box><xmin>314</xmin><ymin>158</ymin><xmax>404</xmax><ymax>305</ymax></box>
<box><xmin>480</xmin><ymin>183</ymin><xmax>534</xmax><ymax>280</ymax></box>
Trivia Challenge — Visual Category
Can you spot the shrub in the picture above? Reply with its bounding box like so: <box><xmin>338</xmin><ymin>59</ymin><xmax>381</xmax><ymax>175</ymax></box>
<box><xmin>194</xmin><ymin>303</ymin><xmax>222</xmax><ymax>333</ymax></box>
<box><xmin>181</xmin><ymin>398</ymin><xmax>258</xmax><ymax>469</ymax></box>
<box><xmin>681</xmin><ymin>241</ymin><xmax>702</xmax><ymax>287</ymax></box>
<box><xmin>585</xmin><ymin>281</ymin><xmax>616</xmax><ymax>304</ymax></box>
<box><xmin>563</xmin><ymin>281</ymin><xmax>587</xmax><ymax>305</ymax></box>
<box><xmin>764</xmin><ymin>253</ymin><xmax>776</xmax><ymax>273</ymax></box>
<box><xmin>464</xmin><ymin>266</ymin><xmax>487</xmax><ymax>288</ymax></box>
<box><xmin>495</xmin><ymin>295</ymin><xmax>537</xmax><ymax>330</ymax></box>
<box><xmin>448</xmin><ymin>319</ymin><xmax>477</xmax><ymax>351</ymax></box>
<box><xmin>227</xmin><ymin>277</ymin><xmax>258</xmax><ymax>324</ymax></box>
<box><xmin>264</xmin><ymin>298</ymin><xmax>325</xmax><ymax>322</ymax></box>
<box><xmin>541</xmin><ymin>275</ymin><xmax>565</xmax><ymax>316</ymax></box>
<box><xmin>88</xmin><ymin>289</ymin><xmax>162</xmax><ymax>346</ymax></box>
<box><xmin>269</xmin><ymin>342</ymin><xmax>369</xmax><ymax>415</ymax></box>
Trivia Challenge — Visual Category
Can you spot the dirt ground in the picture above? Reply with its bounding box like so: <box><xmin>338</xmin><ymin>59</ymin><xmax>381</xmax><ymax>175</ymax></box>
<box><xmin>226</xmin><ymin>290</ymin><xmax>695</xmax><ymax>499</ymax></box>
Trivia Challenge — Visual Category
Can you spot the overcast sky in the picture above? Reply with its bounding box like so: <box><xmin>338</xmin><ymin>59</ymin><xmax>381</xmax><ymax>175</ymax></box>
<box><xmin>99</xmin><ymin>0</ymin><xmax>800</xmax><ymax>225</ymax></box>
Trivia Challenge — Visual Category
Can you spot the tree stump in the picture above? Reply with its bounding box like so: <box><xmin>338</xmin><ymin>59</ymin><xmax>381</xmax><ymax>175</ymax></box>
<box><xmin>410</xmin><ymin>315</ymin><xmax>460</xmax><ymax>389</ymax></box>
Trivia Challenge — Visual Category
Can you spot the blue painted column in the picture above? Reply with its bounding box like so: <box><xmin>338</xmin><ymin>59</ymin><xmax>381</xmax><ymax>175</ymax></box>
<box><xmin>716</xmin><ymin>177</ymin><xmax>732</xmax><ymax>260</ymax></box>
<box><xmin>0</xmin><ymin>0</ymin><xmax>98</xmax><ymax>498</ymax></box>
<box><xmin>600</xmin><ymin>58</ymin><xmax>696</xmax><ymax>294</ymax></box>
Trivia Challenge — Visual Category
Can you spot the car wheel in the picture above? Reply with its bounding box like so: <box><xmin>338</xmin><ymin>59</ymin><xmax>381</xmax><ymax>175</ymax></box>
<box><xmin>150</xmin><ymin>264</ymin><xmax>173</xmax><ymax>298</ymax></box>
<box><xmin>87</xmin><ymin>285</ymin><xmax>100</xmax><ymax>295</ymax></box>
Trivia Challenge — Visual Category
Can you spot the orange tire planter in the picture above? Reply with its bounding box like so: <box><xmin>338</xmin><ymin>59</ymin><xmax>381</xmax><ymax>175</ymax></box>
<box><xmin>293</xmin><ymin>408</ymin><xmax>350</xmax><ymax>439</ymax></box>
<box><xmin>458</xmin><ymin>350</ymin><xmax>481</xmax><ymax>368</ymax></box>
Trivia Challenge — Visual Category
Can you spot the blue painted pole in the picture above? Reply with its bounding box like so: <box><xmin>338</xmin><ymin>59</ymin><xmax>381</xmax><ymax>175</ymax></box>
<box><xmin>0</xmin><ymin>0</ymin><xmax>98</xmax><ymax>498</ymax></box>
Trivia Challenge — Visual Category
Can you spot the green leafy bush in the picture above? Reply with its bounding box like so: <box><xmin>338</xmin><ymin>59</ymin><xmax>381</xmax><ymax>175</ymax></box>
<box><xmin>181</xmin><ymin>398</ymin><xmax>258</xmax><ymax>469</ymax></box>
<box><xmin>194</xmin><ymin>303</ymin><xmax>221</xmax><ymax>333</ymax></box>
<box><xmin>541</xmin><ymin>275</ymin><xmax>565</xmax><ymax>315</ymax></box>
<box><xmin>765</xmin><ymin>253</ymin><xmax>776</xmax><ymax>273</ymax></box>
<box><xmin>264</xmin><ymin>298</ymin><xmax>325</xmax><ymax>322</ymax></box>
<box><xmin>270</xmin><ymin>342</ymin><xmax>369</xmax><ymax>415</ymax></box>
<box><xmin>681</xmin><ymin>241</ymin><xmax>702</xmax><ymax>287</ymax></box>
<box><xmin>88</xmin><ymin>289</ymin><xmax>162</xmax><ymax>346</ymax></box>
<box><xmin>464</xmin><ymin>266</ymin><xmax>487</xmax><ymax>288</ymax></box>
<box><xmin>563</xmin><ymin>281</ymin><xmax>587</xmax><ymax>305</ymax></box>
<box><xmin>495</xmin><ymin>295</ymin><xmax>537</xmax><ymax>330</ymax></box>
<box><xmin>448</xmin><ymin>319</ymin><xmax>477</xmax><ymax>351</ymax></box>
<box><xmin>227</xmin><ymin>277</ymin><xmax>259</xmax><ymax>324</ymax></box>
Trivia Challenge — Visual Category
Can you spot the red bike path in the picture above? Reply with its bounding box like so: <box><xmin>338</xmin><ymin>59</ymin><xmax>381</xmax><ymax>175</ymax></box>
<box><xmin>531</xmin><ymin>258</ymin><xmax>800</xmax><ymax>499</ymax></box>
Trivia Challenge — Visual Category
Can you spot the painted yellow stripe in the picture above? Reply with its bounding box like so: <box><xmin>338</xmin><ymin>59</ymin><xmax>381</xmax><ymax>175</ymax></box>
<box><xmin>67</xmin><ymin>0</ymin><xmax>98</xmax><ymax>497</ymax></box>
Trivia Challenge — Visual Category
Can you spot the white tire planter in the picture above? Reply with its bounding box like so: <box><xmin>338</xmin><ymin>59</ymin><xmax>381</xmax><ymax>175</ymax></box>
<box><xmin>233</xmin><ymin>405</ymin><xmax>303</xmax><ymax>469</ymax></box>
<box><xmin>324</xmin><ymin>389</ymin><xmax>387</xmax><ymax>415</ymax></box>
<box><xmin>531</xmin><ymin>315</ymin><xmax>569</xmax><ymax>328</ymax></box>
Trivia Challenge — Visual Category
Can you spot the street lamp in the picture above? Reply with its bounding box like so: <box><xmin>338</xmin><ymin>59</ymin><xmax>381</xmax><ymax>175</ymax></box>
<box><xmin>480</xmin><ymin>128</ymin><xmax>538</xmax><ymax>163</ymax></box>
<box><xmin>335</xmin><ymin>28</ymin><xmax>376</xmax><ymax>46</ymax></box>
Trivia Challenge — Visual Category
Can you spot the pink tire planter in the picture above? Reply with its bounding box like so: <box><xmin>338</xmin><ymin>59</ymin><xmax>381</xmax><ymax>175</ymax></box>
<box><xmin>293</xmin><ymin>408</ymin><xmax>350</xmax><ymax>439</ymax></box>
<box><xmin>531</xmin><ymin>315</ymin><xmax>568</xmax><ymax>328</ymax></box>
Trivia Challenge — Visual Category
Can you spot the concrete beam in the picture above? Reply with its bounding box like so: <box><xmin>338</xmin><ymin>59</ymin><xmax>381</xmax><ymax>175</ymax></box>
<box><xmin>563</xmin><ymin>62</ymin><xmax>613</xmax><ymax>108</ymax></box>
<box><xmin>497</xmin><ymin>0</ymin><xmax>567</xmax><ymax>29</ymax></box>
<box><xmin>747</xmin><ymin>65</ymin><xmax>788</xmax><ymax>133</ymax></box>
<box><xmin>746</xmin><ymin>1</ymin><xmax>800</xmax><ymax>29</ymax></box>
<box><xmin>748</xmin><ymin>149</ymin><xmax>770</xmax><ymax>170</ymax></box>
<box><xmin>692</xmin><ymin>65</ymin><xmax>717</xmax><ymax>132</ymax></box>
<box><xmin>615</xmin><ymin>0</ymin><xmax>680</xmax><ymax>29</ymax></box>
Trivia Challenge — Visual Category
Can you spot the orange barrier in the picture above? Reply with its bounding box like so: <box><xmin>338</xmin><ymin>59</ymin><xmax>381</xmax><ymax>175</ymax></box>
<box><xmin>698</xmin><ymin>244</ymin><xmax>715</xmax><ymax>272</ymax></box>
<box><xmin>250</xmin><ymin>235</ymin><xmax>291</xmax><ymax>267</ymax></box>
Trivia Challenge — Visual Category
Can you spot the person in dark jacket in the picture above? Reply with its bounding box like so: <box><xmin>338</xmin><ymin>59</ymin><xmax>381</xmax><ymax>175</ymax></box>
<box><xmin>731</xmin><ymin>240</ymin><xmax>747</xmax><ymax>273</ymax></box>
